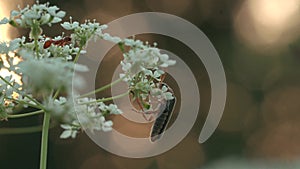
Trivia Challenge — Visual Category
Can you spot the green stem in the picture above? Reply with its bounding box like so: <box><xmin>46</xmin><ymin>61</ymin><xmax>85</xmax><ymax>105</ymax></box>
<box><xmin>39</xmin><ymin>112</ymin><xmax>51</xmax><ymax>169</ymax></box>
<box><xmin>79</xmin><ymin>91</ymin><xmax>129</xmax><ymax>105</ymax></box>
<box><xmin>79</xmin><ymin>77</ymin><xmax>124</xmax><ymax>98</ymax></box>
<box><xmin>31</xmin><ymin>20</ymin><xmax>41</xmax><ymax>58</ymax></box>
<box><xmin>53</xmin><ymin>89</ymin><xmax>61</xmax><ymax>100</ymax></box>
<box><xmin>118</xmin><ymin>42</ymin><xmax>125</xmax><ymax>53</ymax></box>
<box><xmin>73</xmin><ymin>46</ymin><xmax>83</xmax><ymax>63</ymax></box>
<box><xmin>37</xmin><ymin>39</ymin><xmax>83</xmax><ymax>169</ymax></box>
<box><xmin>51</xmin><ymin>44</ymin><xmax>83</xmax><ymax>101</ymax></box>
<box><xmin>0</xmin><ymin>76</ymin><xmax>43</xmax><ymax>109</ymax></box>
<box><xmin>0</xmin><ymin>126</ymin><xmax>43</xmax><ymax>134</ymax></box>
<box><xmin>5</xmin><ymin>96</ymin><xmax>41</xmax><ymax>109</ymax></box>
<box><xmin>7</xmin><ymin>110</ymin><xmax>44</xmax><ymax>119</ymax></box>
<box><xmin>36</xmin><ymin>44</ymin><xmax>82</xmax><ymax>169</ymax></box>
<box><xmin>34</xmin><ymin>37</ymin><xmax>39</xmax><ymax>58</ymax></box>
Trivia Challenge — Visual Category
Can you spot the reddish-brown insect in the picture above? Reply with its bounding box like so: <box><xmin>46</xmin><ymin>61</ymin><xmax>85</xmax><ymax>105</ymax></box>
<box><xmin>43</xmin><ymin>36</ymin><xmax>72</xmax><ymax>49</ymax></box>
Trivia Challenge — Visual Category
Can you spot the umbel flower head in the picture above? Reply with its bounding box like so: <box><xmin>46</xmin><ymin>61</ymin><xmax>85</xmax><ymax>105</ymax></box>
<box><xmin>0</xmin><ymin>1</ymin><xmax>66</xmax><ymax>40</ymax></box>
<box><xmin>61</xmin><ymin>18</ymin><xmax>108</xmax><ymax>48</ymax></box>
<box><xmin>102</xmin><ymin>34</ymin><xmax>176</xmax><ymax>108</ymax></box>
<box><xmin>118</xmin><ymin>38</ymin><xmax>176</xmax><ymax>109</ymax></box>
<box><xmin>0</xmin><ymin>1</ymin><xmax>176</xmax><ymax>139</ymax></box>
<box><xmin>0</xmin><ymin>1</ymin><xmax>65</xmax><ymax>28</ymax></box>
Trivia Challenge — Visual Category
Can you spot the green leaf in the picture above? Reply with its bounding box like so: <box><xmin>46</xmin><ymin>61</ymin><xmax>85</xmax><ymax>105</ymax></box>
<box><xmin>142</xmin><ymin>102</ymin><xmax>151</xmax><ymax>110</ymax></box>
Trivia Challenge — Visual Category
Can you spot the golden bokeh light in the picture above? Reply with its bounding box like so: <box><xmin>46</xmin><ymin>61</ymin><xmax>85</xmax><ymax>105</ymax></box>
<box><xmin>234</xmin><ymin>0</ymin><xmax>300</xmax><ymax>52</ymax></box>
<box><xmin>0</xmin><ymin>1</ymin><xmax>12</xmax><ymax>41</ymax></box>
<box><xmin>249</xmin><ymin>0</ymin><xmax>299</xmax><ymax>28</ymax></box>
<box><xmin>0</xmin><ymin>1</ymin><xmax>14</xmax><ymax>78</ymax></box>
<box><xmin>0</xmin><ymin>1</ymin><xmax>29</xmax><ymax>86</ymax></box>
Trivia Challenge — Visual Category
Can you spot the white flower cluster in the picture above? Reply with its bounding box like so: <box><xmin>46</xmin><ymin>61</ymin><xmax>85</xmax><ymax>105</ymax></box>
<box><xmin>0</xmin><ymin>1</ymin><xmax>176</xmax><ymax>139</ymax></box>
<box><xmin>150</xmin><ymin>84</ymin><xmax>174</xmax><ymax>101</ymax></box>
<box><xmin>120</xmin><ymin>39</ymin><xmax>176</xmax><ymax>75</ymax></box>
<box><xmin>46</xmin><ymin>42</ymin><xmax>82</xmax><ymax>61</ymax></box>
<box><xmin>0</xmin><ymin>76</ymin><xmax>19</xmax><ymax>120</ymax></box>
<box><xmin>43</xmin><ymin>96</ymin><xmax>123</xmax><ymax>139</ymax></box>
<box><xmin>0</xmin><ymin>1</ymin><xmax>65</xmax><ymax>28</ymax></box>
<box><xmin>122</xmin><ymin>40</ymin><xmax>175</xmax><ymax>109</ymax></box>
<box><xmin>0</xmin><ymin>38</ymin><xmax>23</xmax><ymax>54</ymax></box>
<box><xmin>61</xmin><ymin>19</ymin><xmax>108</xmax><ymax>48</ymax></box>
<box><xmin>58</xmin><ymin>97</ymin><xmax>122</xmax><ymax>139</ymax></box>
<box><xmin>17</xmin><ymin>94</ymin><xmax>38</xmax><ymax>108</ymax></box>
<box><xmin>100</xmin><ymin>34</ymin><xmax>176</xmax><ymax>107</ymax></box>
<box><xmin>19</xmin><ymin>57</ymin><xmax>71</xmax><ymax>93</ymax></box>
<box><xmin>0</xmin><ymin>33</ymin><xmax>89</xmax><ymax>96</ymax></box>
<box><xmin>0</xmin><ymin>38</ymin><xmax>23</xmax><ymax>81</ymax></box>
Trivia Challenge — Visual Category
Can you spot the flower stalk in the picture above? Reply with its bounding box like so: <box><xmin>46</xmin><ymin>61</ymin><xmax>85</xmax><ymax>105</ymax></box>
<box><xmin>7</xmin><ymin>109</ymin><xmax>44</xmax><ymax>118</ymax></box>
<box><xmin>39</xmin><ymin>112</ymin><xmax>51</xmax><ymax>169</ymax></box>
<box><xmin>78</xmin><ymin>91</ymin><xmax>130</xmax><ymax>105</ymax></box>
<box><xmin>79</xmin><ymin>77</ymin><xmax>124</xmax><ymax>98</ymax></box>
<box><xmin>0</xmin><ymin>2</ymin><xmax>176</xmax><ymax>169</ymax></box>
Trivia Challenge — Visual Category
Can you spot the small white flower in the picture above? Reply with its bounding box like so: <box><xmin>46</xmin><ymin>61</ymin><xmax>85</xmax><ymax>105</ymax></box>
<box><xmin>9</xmin><ymin>38</ymin><xmax>22</xmax><ymax>51</ymax></box>
<box><xmin>47</xmin><ymin>6</ymin><xmax>59</xmax><ymax>16</ymax></box>
<box><xmin>0</xmin><ymin>42</ymin><xmax>9</xmax><ymax>54</ymax></box>
<box><xmin>119</xmin><ymin>73</ymin><xmax>130</xmax><ymax>82</ymax></box>
<box><xmin>100</xmin><ymin>24</ymin><xmax>108</xmax><ymax>29</ymax></box>
<box><xmin>121</xmin><ymin>61</ymin><xmax>132</xmax><ymax>71</ymax></box>
<box><xmin>0</xmin><ymin>17</ymin><xmax>9</xmax><ymax>25</ymax></box>
<box><xmin>166</xmin><ymin>60</ymin><xmax>176</xmax><ymax>66</ymax></box>
<box><xmin>10</xmin><ymin>10</ymin><xmax>19</xmax><ymax>17</ymax></box>
<box><xmin>107</xmin><ymin>104</ymin><xmax>123</xmax><ymax>114</ymax></box>
<box><xmin>61</xmin><ymin>21</ymin><xmax>79</xmax><ymax>30</ymax></box>
<box><xmin>0</xmin><ymin>38</ymin><xmax>21</xmax><ymax>54</ymax></box>
<box><xmin>23</xmin><ymin>10</ymin><xmax>40</xmax><ymax>19</ymax></box>
<box><xmin>153</xmin><ymin>70</ymin><xmax>164</xmax><ymax>78</ymax></box>
<box><xmin>164</xmin><ymin>92</ymin><xmax>174</xmax><ymax>100</ymax></box>
<box><xmin>61</xmin><ymin>124</ymin><xmax>72</xmax><ymax>130</ymax></box>
<box><xmin>15</xmin><ymin>19</ymin><xmax>22</xmax><ymax>26</ymax></box>
<box><xmin>162</xmin><ymin>85</ymin><xmax>168</xmax><ymax>92</ymax></box>
<box><xmin>51</xmin><ymin>17</ymin><xmax>62</xmax><ymax>24</ymax></box>
<box><xmin>59</xmin><ymin>130</ymin><xmax>71</xmax><ymax>139</ymax></box>
<box><xmin>124</xmin><ymin>38</ymin><xmax>143</xmax><ymax>47</ymax></box>
<box><xmin>54</xmin><ymin>97</ymin><xmax>67</xmax><ymax>104</ymax></box>
<box><xmin>40</xmin><ymin>13</ymin><xmax>51</xmax><ymax>24</ymax></box>
<box><xmin>159</xmin><ymin>54</ymin><xmax>169</xmax><ymax>62</ymax></box>
<box><xmin>60</xmin><ymin>125</ymin><xmax>78</xmax><ymax>139</ymax></box>
<box><xmin>5</xmin><ymin>2</ymin><xmax>66</xmax><ymax>28</ymax></box>
<box><xmin>55</xmin><ymin>11</ymin><xmax>66</xmax><ymax>18</ymax></box>
<box><xmin>102</xmin><ymin>33</ymin><xmax>122</xmax><ymax>43</ymax></box>
<box><xmin>102</xmin><ymin>120</ymin><xmax>113</xmax><ymax>132</ymax></box>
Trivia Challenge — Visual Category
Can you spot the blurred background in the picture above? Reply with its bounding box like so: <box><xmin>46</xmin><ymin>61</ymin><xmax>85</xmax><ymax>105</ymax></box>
<box><xmin>1</xmin><ymin>0</ymin><xmax>300</xmax><ymax>169</ymax></box>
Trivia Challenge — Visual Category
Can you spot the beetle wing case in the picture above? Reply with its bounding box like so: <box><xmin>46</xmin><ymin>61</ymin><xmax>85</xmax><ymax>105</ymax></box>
<box><xmin>150</xmin><ymin>83</ymin><xmax>176</xmax><ymax>142</ymax></box>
